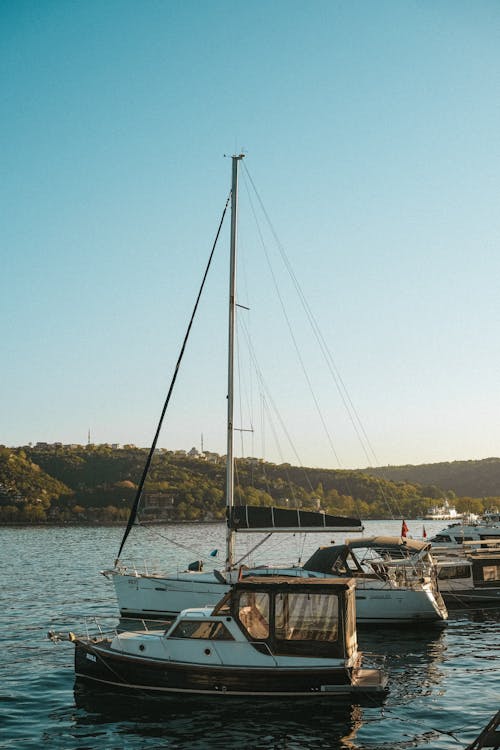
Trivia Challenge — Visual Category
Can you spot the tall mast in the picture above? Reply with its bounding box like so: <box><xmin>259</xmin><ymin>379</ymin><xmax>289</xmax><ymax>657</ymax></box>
<box><xmin>226</xmin><ymin>153</ymin><xmax>244</xmax><ymax>570</ymax></box>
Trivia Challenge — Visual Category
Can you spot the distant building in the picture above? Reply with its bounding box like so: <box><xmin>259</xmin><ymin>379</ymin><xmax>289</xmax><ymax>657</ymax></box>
<box><xmin>203</xmin><ymin>451</ymin><xmax>220</xmax><ymax>463</ymax></box>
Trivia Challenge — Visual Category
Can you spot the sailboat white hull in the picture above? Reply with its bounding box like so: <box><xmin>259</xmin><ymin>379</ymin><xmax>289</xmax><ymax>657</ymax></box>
<box><xmin>110</xmin><ymin>571</ymin><xmax>231</xmax><ymax>619</ymax></box>
<box><xmin>107</xmin><ymin>569</ymin><xmax>446</xmax><ymax>624</ymax></box>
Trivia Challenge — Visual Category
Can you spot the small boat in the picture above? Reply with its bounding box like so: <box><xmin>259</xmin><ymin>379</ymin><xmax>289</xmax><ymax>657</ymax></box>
<box><xmin>424</xmin><ymin>500</ymin><xmax>462</xmax><ymax>521</ymax></box>
<box><xmin>68</xmin><ymin>575</ymin><xmax>388</xmax><ymax>699</ymax></box>
<box><xmin>464</xmin><ymin>709</ymin><xmax>500</xmax><ymax>749</ymax></box>
<box><xmin>430</xmin><ymin>508</ymin><xmax>500</xmax><ymax>548</ymax></box>
<box><xmin>434</xmin><ymin>544</ymin><xmax>500</xmax><ymax>607</ymax></box>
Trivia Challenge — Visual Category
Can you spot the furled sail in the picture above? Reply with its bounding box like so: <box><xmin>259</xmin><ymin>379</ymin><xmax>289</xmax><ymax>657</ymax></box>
<box><xmin>228</xmin><ymin>505</ymin><xmax>364</xmax><ymax>533</ymax></box>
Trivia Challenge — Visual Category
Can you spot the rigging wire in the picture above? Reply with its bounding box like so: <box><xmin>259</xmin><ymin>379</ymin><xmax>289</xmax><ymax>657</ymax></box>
<box><xmin>243</xmin><ymin>172</ymin><xmax>343</xmax><ymax>468</ymax></box>
<box><xmin>242</xmin><ymin>163</ymin><xmax>401</xmax><ymax>520</ymax></box>
<box><xmin>128</xmin><ymin>522</ymin><xmax>218</xmax><ymax>564</ymax></box>
<box><xmin>114</xmin><ymin>192</ymin><xmax>231</xmax><ymax>563</ymax></box>
<box><xmin>243</xmin><ymin>163</ymin><xmax>373</xmax><ymax>463</ymax></box>
<box><xmin>239</xmin><ymin>313</ymin><xmax>314</xmax><ymax>495</ymax></box>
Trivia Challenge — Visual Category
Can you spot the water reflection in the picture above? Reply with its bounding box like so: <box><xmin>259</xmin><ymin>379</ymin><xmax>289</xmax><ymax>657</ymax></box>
<box><xmin>357</xmin><ymin>621</ymin><xmax>448</xmax><ymax>703</ymax></box>
<box><xmin>2</xmin><ymin>525</ymin><xmax>498</xmax><ymax>750</ymax></box>
<box><xmin>73</xmin><ymin>683</ymin><xmax>370</xmax><ymax>750</ymax></box>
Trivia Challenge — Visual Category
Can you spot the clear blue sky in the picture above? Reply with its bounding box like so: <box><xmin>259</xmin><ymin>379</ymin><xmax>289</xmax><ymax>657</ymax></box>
<box><xmin>2</xmin><ymin>0</ymin><xmax>500</xmax><ymax>469</ymax></box>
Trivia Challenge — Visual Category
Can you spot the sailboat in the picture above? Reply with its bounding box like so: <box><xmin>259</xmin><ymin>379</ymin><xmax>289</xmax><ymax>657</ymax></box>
<box><xmin>61</xmin><ymin>156</ymin><xmax>388</xmax><ymax>699</ymax></box>
<box><xmin>102</xmin><ymin>155</ymin><xmax>446</xmax><ymax>626</ymax></box>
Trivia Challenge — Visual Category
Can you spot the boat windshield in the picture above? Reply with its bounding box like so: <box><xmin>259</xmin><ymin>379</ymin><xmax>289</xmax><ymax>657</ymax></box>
<box><xmin>275</xmin><ymin>592</ymin><xmax>338</xmax><ymax>642</ymax></box>
<box><xmin>432</xmin><ymin>534</ymin><xmax>452</xmax><ymax>543</ymax></box>
<box><xmin>437</xmin><ymin>564</ymin><xmax>472</xmax><ymax>580</ymax></box>
<box><xmin>238</xmin><ymin>591</ymin><xmax>270</xmax><ymax>639</ymax></box>
<box><xmin>169</xmin><ymin>620</ymin><xmax>234</xmax><ymax>640</ymax></box>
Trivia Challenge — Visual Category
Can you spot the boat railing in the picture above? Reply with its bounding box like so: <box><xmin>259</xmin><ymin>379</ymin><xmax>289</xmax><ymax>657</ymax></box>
<box><xmin>82</xmin><ymin>616</ymin><xmax>120</xmax><ymax>641</ymax></box>
<box><xmin>80</xmin><ymin>615</ymin><xmax>160</xmax><ymax>642</ymax></box>
<box><xmin>385</xmin><ymin>564</ymin><xmax>435</xmax><ymax>590</ymax></box>
<box><xmin>114</xmin><ymin>557</ymin><xmax>224</xmax><ymax>577</ymax></box>
<box><xmin>114</xmin><ymin>558</ymin><xmax>170</xmax><ymax>576</ymax></box>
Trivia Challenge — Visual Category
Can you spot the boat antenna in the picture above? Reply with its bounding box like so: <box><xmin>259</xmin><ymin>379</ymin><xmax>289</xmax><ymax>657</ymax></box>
<box><xmin>114</xmin><ymin>192</ymin><xmax>231</xmax><ymax>565</ymax></box>
<box><xmin>226</xmin><ymin>153</ymin><xmax>244</xmax><ymax>570</ymax></box>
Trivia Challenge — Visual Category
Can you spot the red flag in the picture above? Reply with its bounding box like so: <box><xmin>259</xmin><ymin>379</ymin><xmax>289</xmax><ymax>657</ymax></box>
<box><xmin>401</xmin><ymin>519</ymin><xmax>409</xmax><ymax>538</ymax></box>
<box><xmin>422</xmin><ymin>525</ymin><xmax>427</xmax><ymax>539</ymax></box>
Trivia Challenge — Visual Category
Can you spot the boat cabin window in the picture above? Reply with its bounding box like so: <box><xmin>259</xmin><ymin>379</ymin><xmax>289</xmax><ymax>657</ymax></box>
<box><xmin>237</xmin><ymin>592</ymin><xmax>270</xmax><ymax>639</ymax></box>
<box><xmin>275</xmin><ymin>592</ymin><xmax>339</xmax><ymax>642</ymax></box>
<box><xmin>170</xmin><ymin>620</ymin><xmax>234</xmax><ymax>640</ymax></box>
<box><xmin>433</xmin><ymin>535</ymin><xmax>452</xmax><ymax>543</ymax></box>
<box><xmin>481</xmin><ymin>564</ymin><xmax>500</xmax><ymax>582</ymax></box>
<box><xmin>437</xmin><ymin>564</ymin><xmax>471</xmax><ymax>580</ymax></box>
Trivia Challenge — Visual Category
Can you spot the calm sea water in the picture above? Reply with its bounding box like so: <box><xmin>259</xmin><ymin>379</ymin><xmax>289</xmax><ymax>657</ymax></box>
<box><xmin>1</xmin><ymin>520</ymin><xmax>499</xmax><ymax>750</ymax></box>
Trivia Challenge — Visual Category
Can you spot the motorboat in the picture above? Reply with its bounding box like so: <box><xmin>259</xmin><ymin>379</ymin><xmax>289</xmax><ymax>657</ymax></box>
<box><xmin>424</xmin><ymin>500</ymin><xmax>461</xmax><ymax>521</ymax></box>
<box><xmin>430</xmin><ymin>508</ymin><xmax>500</xmax><ymax>549</ymax></box>
<box><xmin>64</xmin><ymin>576</ymin><xmax>388</xmax><ymax>699</ymax></box>
<box><xmin>433</xmin><ymin>543</ymin><xmax>500</xmax><ymax>607</ymax></box>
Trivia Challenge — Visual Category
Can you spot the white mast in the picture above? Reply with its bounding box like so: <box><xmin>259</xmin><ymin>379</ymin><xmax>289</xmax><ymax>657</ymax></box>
<box><xmin>226</xmin><ymin>154</ymin><xmax>244</xmax><ymax>570</ymax></box>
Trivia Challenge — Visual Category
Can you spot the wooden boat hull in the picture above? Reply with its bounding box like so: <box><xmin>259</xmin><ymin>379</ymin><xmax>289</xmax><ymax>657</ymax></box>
<box><xmin>74</xmin><ymin>639</ymin><xmax>386</xmax><ymax>697</ymax></box>
<box><xmin>441</xmin><ymin>587</ymin><xmax>500</xmax><ymax>607</ymax></box>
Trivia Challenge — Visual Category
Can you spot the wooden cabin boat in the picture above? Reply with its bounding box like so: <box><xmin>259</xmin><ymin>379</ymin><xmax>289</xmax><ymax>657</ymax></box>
<box><xmin>70</xmin><ymin>576</ymin><xmax>388</xmax><ymax>699</ymax></box>
<box><xmin>434</xmin><ymin>545</ymin><xmax>500</xmax><ymax>607</ymax></box>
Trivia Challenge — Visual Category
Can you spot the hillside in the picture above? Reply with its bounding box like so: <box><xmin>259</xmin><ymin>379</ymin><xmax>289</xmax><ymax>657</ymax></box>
<box><xmin>0</xmin><ymin>443</ymin><xmax>458</xmax><ymax>524</ymax></box>
<box><xmin>1</xmin><ymin>445</ymin><xmax>498</xmax><ymax>525</ymax></box>
<box><xmin>0</xmin><ymin>447</ymin><xmax>72</xmax><ymax>522</ymax></box>
<box><xmin>364</xmin><ymin>458</ymin><xmax>500</xmax><ymax>498</ymax></box>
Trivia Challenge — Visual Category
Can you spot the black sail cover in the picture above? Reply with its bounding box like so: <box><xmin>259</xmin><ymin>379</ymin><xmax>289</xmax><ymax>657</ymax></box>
<box><xmin>228</xmin><ymin>505</ymin><xmax>363</xmax><ymax>532</ymax></box>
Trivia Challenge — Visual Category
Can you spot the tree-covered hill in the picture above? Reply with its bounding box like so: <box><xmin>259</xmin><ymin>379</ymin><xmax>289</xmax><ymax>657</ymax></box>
<box><xmin>363</xmin><ymin>458</ymin><xmax>500</xmax><ymax>498</ymax></box>
<box><xmin>0</xmin><ymin>447</ymin><xmax>72</xmax><ymax>522</ymax></box>
<box><xmin>0</xmin><ymin>444</ymin><xmax>497</xmax><ymax>524</ymax></box>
